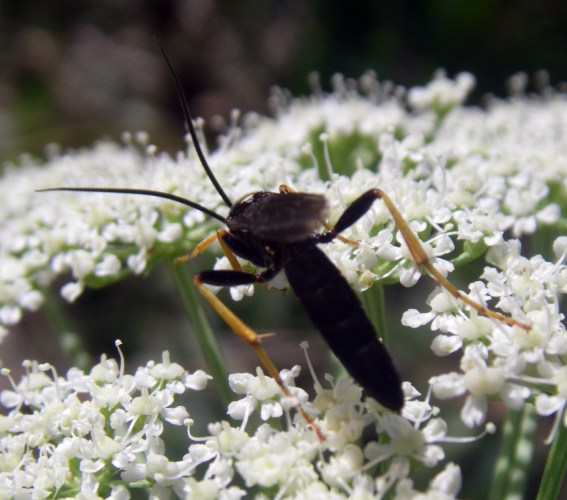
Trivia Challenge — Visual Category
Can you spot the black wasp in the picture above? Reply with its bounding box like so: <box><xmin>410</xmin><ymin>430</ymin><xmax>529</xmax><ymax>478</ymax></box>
<box><xmin>40</xmin><ymin>46</ymin><xmax>530</xmax><ymax>438</ymax></box>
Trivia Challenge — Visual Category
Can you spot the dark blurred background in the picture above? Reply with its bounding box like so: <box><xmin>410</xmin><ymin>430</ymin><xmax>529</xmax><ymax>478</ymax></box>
<box><xmin>2</xmin><ymin>1</ymin><xmax>567</xmax><ymax>496</ymax></box>
<box><xmin>2</xmin><ymin>0</ymin><xmax>567</xmax><ymax>161</ymax></box>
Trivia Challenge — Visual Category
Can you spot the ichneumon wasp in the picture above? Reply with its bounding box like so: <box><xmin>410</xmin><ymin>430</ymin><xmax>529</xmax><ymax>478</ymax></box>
<box><xmin>39</xmin><ymin>46</ymin><xmax>530</xmax><ymax>439</ymax></box>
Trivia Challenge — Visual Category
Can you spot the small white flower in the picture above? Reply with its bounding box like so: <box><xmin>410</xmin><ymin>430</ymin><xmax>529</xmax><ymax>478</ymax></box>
<box><xmin>127</xmin><ymin>251</ymin><xmax>148</xmax><ymax>274</ymax></box>
<box><xmin>463</xmin><ymin>366</ymin><xmax>505</xmax><ymax>397</ymax></box>
<box><xmin>0</xmin><ymin>306</ymin><xmax>21</xmax><ymax>325</ymax></box>
<box><xmin>157</xmin><ymin>223</ymin><xmax>183</xmax><ymax>243</ymax></box>
<box><xmin>429</xmin><ymin>462</ymin><xmax>462</xmax><ymax>496</ymax></box>
<box><xmin>67</xmin><ymin>249</ymin><xmax>95</xmax><ymax>279</ymax></box>
<box><xmin>94</xmin><ymin>253</ymin><xmax>122</xmax><ymax>276</ymax></box>
<box><xmin>431</xmin><ymin>334</ymin><xmax>462</xmax><ymax>356</ymax></box>
<box><xmin>430</xmin><ymin>372</ymin><xmax>467</xmax><ymax>400</ymax></box>
<box><xmin>228</xmin><ymin>368</ymin><xmax>280</xmax><ymax>401</ymax></box>
<box><xmin>320</xmin><ymin>443</ymin><xmax>364</xmax><ymax>488</ymax></box>
<box><xmin>227</xmin><ymin>395</ymin><xmax>257</xmax><ymax>421</ymax></box>
<box><xmin>367</xmin><ymin>414</ymin><xmax>444</xmax><ymax>468</ymax></box>
<box><xmin>395</xmin><ymin>461</ymin><xmax>462</xmax><ymax>499</ymax></box>
<box><xmin>184</xmin><ymin>370</ymin><xmax>212</xmax><ymax>391</ymax></box>
<box><xmin>408</xmin><ymin>70</ymin><xmax>475</xmax><ymax>112</ymax></box>
<box><xmin>60</xmin><ymin>281</ymin><xmax>84</xmax><ymax>302</ymax></box>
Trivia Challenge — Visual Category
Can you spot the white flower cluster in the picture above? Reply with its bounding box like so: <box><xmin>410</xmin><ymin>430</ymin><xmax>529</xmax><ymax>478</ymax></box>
<box><xmin>1</xmin><ymin>70</ymin><xmax>567</xmax><ymax>440</ymax></box>
<box><xmin>0</xmin><ymin>344</ymin><xmax>464</xmax><ymax>498</ymax></box>
<box><xmin>404</xmin><ymin>237</ymin><xmax>567</xmax><ymax>430</ymax></box>
<box><xmin>0</xmin><ymin>345</ymin><xmax>212</xmax><ymax>498</ymax></box>
<box><xmin>192</xmin><ymin>373</ymin><xmax>466</xmax><ymax>499</ymax></box>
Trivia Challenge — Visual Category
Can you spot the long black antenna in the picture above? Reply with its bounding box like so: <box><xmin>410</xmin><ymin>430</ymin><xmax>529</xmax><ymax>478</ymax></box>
<box><xmin>37</xmin><ymin>187</ymin><xmax>227</xmax><ymax>224</ymax></box>
<box><xmin>156</xmin><ymin>38</ymin><xmax>233</xmax><ymax>208</ymax></box>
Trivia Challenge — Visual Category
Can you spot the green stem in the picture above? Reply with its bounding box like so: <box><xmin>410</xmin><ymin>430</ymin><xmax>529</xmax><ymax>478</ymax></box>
<box><xmin>489</xmin><ymin>404</ymin><xmax>537</xmax><ymax>500</ymax></box>
<box><xmin>537</xmin><ymin>411</ymin><xmax>567</xmax><ymax>500</ymax></box>
<box><xmin>42</xmin><ymin>287</ymin><xmax>91</xmax><ymax>370</ymax></box>
<box><xmin>360</xmin><ymin>284</ymin><xmax>396</xmax><ymax>486</ymax></box>
<box><xmin>361</xmin><ymin>283</ymin><xmax>388</xmax><ymax>345</ymax></box>
<box><xmin>168</xmin><ymin>263</ymin><xmax>232</xmax><ymax>405</ymax></box>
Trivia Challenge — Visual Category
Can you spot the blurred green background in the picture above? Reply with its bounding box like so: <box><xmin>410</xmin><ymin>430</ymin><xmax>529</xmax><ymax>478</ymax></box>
<box><xmin>2</xmin><ymin>1</ymin><xmax>567</xmax><ymax>496</ymax></box>
<box><xmin>2</xmin><ymin>0</ymin><xmax>567</xmax><ymax>161</ymax></box>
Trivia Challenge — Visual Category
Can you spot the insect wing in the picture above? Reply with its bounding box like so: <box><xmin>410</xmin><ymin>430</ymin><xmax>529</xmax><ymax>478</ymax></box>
<box><xmin>249</xmin><ymin>193</ymin><xmax>328</xmax><ymax>243</ymax></box>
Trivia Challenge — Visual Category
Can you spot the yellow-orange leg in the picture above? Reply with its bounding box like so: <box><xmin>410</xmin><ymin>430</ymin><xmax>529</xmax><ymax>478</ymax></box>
<box><xmin>174</xmin><ymin>229</ymin><xmax>242</xmax><ymax>272</ymax></box>
<box><xmin>322</xmin><ymin>221</ymin><xmax>359</xmax><ymax>246</ymax></box>
<box><xmin>194</xmin><ymin>275</ymin><xmax>324</xmax><ymax>440</ymax></box>
<box><xmin>279</xmin><ymin>184</ymin><xmax>359</xmax><ymax>247</ymax></box>
<box><xmin>375</xmin><ymin>189</ymin><xmax>531</xmax><ymax>331</ymax></box>
<box><xmin>179</xmin><ymin>230</ymin><xmax>322</xmax><ymax>437</ymax></box>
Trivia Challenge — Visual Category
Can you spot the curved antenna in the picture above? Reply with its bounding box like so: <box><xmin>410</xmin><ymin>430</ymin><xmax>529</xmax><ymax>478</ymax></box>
<box><xmin>156</xmin><ymin>38</ymin><xmax>233</xmax><ymax>208</ymax></box>
<box><xmin>37</xmin><ymin>187</ymin><xmax>227</xmax><ymax>224</ymax></box>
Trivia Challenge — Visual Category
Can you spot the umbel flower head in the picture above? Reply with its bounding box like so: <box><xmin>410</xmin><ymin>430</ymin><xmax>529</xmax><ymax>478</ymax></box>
<box><xmin>1</xmin><ymin>69</ymin><xmax>567</xmax><ymax>496</ymax></box>
<box><xmin>0</xmin><ymin>342</ymin><xmax>467</xmax><ymax>498</ymax></box>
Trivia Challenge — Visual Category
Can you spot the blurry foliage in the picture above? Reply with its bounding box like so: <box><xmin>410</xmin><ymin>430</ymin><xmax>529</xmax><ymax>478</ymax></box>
<box><xmin>1</xmin><ymin>0</ymin><xmax>566</xmax><ymax>161</ymax></box>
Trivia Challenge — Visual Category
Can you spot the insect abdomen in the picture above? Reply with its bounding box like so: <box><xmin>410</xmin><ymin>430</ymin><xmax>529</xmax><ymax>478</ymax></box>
<box><xmin>284</xmin><ymin>244</ymin><xmax>404</xmax><ymax>412</ymax></box>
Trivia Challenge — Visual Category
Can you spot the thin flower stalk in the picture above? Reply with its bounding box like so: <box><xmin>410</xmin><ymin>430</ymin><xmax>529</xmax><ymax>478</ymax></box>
<box><xmin>489</xmin><ymin>405</ymin><xmax>537</xmax><ymax>500</ymax></box>
<box><xmin>168</xmin><ymin>262</ymin><xmax>231</xmax><ymax>405</ymax></box>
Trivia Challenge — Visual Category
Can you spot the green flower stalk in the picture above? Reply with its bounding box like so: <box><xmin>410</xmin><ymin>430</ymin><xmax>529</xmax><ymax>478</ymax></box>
<box><xmin>0</xmin><ymin>70</ymin><xmax>566</xmax><ymax>497</ymax></box>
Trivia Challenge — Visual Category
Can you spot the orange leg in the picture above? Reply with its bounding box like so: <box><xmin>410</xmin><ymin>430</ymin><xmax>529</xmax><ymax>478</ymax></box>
<box><xmin>194</xmin><ymin>275</ymin><xmax>324</xmax><ymax>440</ymax></box>
<box><xmin>174</xmin><ymin>229</ymin><xmax>242</xmax><ymax>271</ymax></box>
<box><xmin>179</xmin><ymin>230</ymin><xmax>323</xmax><ymax>438</ymax></box>
<box><xmin>375</xmin><ymin>189</ymin><xmax>531</xmax><ymax>331</ymax></box>
<box><xmin>174</xmin><ymin>232</ymin><xmax>217</xmax><ymax>265</ymax></box>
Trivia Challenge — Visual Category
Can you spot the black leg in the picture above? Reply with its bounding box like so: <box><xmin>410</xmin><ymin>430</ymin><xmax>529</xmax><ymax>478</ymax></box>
<box><xmin>313</xmin><ymin>189</ymin><xmax>531</xmax><ymax>331</ymax></box>
<box><xmin>199</xmin><ymin>266</ymin><xmax>280</xmax><ymax>287</ymax></box>
<box><xmin>315</xmin><ymin>189</ymin><xmax>381</xmax><ymax>243</ymax></box>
